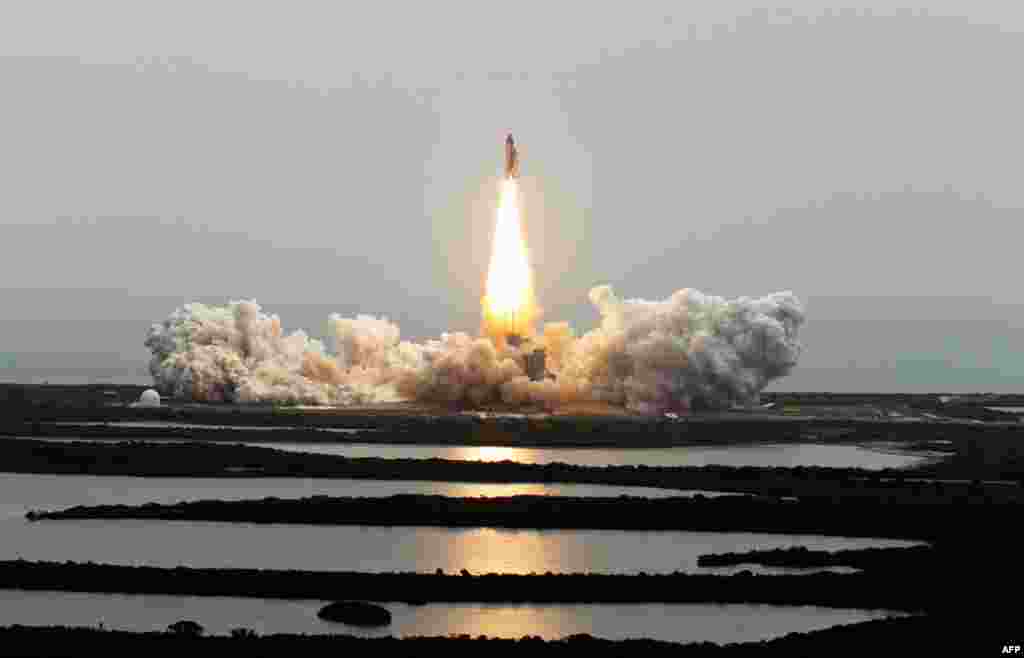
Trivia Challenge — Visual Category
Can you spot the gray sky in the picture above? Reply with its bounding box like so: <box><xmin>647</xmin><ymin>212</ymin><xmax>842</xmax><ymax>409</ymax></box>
<box><xmin>2</xmin><ymin>1</ymin><xmax>1024</xmax><ymax>391</ymax></box>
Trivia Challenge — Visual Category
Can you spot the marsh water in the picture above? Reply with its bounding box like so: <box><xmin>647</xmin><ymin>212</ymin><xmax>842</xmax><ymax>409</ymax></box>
<box><xmin>0</xmin><ymin>459</ymin><xmax>921</xmax><ymax>577</ymax></box>
<box><xmin>0</xmin><ymin>433</ymin><xmax>925</xmax><ymax>641</ymax></box>
<box><xmin>0</xmin><ymin>590</ymin><xmax>904</xmax><ymax>643</ymax></box>
<box><xmin>23</xmin><ymin>436</ymin><xmax>935</xmax><ymax>470</ymax></box>
<box><xmin>249</xmin><ymin>441</ymin><xmax>932</xmax><ymax>469</ymax></box>
<box><xmin>0</xmin><ymin>511</ymin><xmax>917</xmax><ymax>575</ymax></box>
<box><xmin>0</xmin><ymin>474</ymin><xmax>721</xmax><ymax>519</ymax></box>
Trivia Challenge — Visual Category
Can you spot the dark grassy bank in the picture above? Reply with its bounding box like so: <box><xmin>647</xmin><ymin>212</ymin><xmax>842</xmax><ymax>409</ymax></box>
<box><xmin>7</xmin><ymin>379</ymin><xmax>1024</xmax><ymax>480</ymax></box>
<box><xmin>1</xmin><ymin>411</ymin><xmax>1015</xmax><ymax>443</ymax></box>
<box><xmin>24</xmin><ymin>493</ymin><xmax>1003</xmax><ymax>541</ymax></box>
<box><xmin>2</xmin><ymin>382</ymin><xmax>1020</xmax><ymax>446</ymax></box>
<box><xmin>0</xmin><ymin>615</ymin><xmax>994</xmax><ymax>658</ymax></box>
<box><xmin>3</xmin><ymin>438</ymin><xmax>1020</xmax><ymax>502</ymax></box>
<box><xmin>0</xmin><ymin>560</ymin><xmax>940</xmax><ymax>612</ymax></box>
<box><xmin>697</xmin><ymin>545</ymin><xmax>935</xmax><ymax>570</ymax></box>
<box><xmin>0</xmin><ymin>414</ymin><xmax>967</xmax><ymax>446</ymax></box>
<box><xmin>5</xmin><ymin>413</ymin><xmax>1024</xmax><ymax>479</ymax></box>
<box><xmin>1</xmin><ymin>397</ymin><xmax>1019</xmax><ymax>447</ymax></box>
<box><xmin>0</xmin><ymin>384</ymin><xmax>150</xmax><ymax>408</ymax></box>
<box><xmin>759</xmin><ymin>390</ymin><xmax>1024</xmax><ymax>405</ymax></box>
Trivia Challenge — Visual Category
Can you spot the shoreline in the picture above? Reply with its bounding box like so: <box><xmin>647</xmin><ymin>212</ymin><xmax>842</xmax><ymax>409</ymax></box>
<box><xmin>4</xmin><ymin>438</ymin><xmax>1019</xmax><ymax>501</ymax></box>
<box><xmin>25</xmin><ymin>494</ymin><xmax>974</xmax><ymax>541</ymax></box>
<box><xmin>0</xmin><ymin>616</ymin><xmax>974</xmax><ymax>656</ymax></box>
<box><xmin>0</xmin><ymin>560</ymin><xmax>937</xmax><ymax>612</ymax></box>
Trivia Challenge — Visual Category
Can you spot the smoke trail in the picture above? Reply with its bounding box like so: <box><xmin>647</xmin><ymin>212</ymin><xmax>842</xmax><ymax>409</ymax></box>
<box><xmin>145</xmin><ymin>286</ymin><xmax>804</xmax><ymax>413</ymax></box>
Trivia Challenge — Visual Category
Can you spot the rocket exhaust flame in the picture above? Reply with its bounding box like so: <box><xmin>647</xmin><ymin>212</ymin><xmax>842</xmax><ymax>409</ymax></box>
<box><xmin>144</xmin><ymin>133</ymin><xmax>806</xmax><ymax>414</ymax></box>
<box><xmin>482</xmin><ymin>147</ymin><xmax>537</xmax><ymax>349</ymax></box>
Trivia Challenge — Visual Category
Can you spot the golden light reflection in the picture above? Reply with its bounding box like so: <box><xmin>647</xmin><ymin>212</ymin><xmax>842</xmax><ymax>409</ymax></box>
<box><xmin>444</xmin><ymin>482</ymin><xmax>550</xmax><ymax>498</ymax></box>
<box><xmin>428</xmin><ymin>605</ymin><xmax>567</xmax><ymax>640</ymax></box>
<box><xmin>436</xmin><ymin>527</ymin><xmax>563</xmax><ymax>576</ymax></box>
<box><xmin>450</xmin><ymin>446</ymin><xmax>528</xmax><ymax>463</ymax></box>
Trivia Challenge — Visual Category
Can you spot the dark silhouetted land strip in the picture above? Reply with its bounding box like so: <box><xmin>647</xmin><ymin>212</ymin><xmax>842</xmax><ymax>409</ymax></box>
<box><xmin>3</xmin><ymin>439</ymin><xmax>1020</xmax><ymax>503</ymax></box>
<box><xmin>25</xmin><ymin>493</ymin><xmax>1009</xmax><ymax>541</ymax></box>
<box><xmin>0</xmin><ymin>614</ymin><xmax>995</xmax><ymax>658</ymax></box>
<box><xmin>0</xmin><ymin>414</ymin><xmax>957</xmax><ymax>447</ymax></box>
<box><xmin>5</xmin><ymin>409</ymin><xmax>1024</xmax><ymax>480</ymax></box>
<box><xmin>0</xmin><ymin>560</ymin><xmax>939</xmax><ymax>612</ymax></box>
<box><xmin>9</xmin><ymin>380</ymin><xmax>1024</xmax><ymax>480</ymax></box>
<box><xmin>697</xmin><ymin>545</ymin><xmax>935</xmax><ymax>571</ymax></box>
<box><xmin>0</xmin><ymin>413</ymin><xmax>1006</xmax><ymax>449</ymax></box>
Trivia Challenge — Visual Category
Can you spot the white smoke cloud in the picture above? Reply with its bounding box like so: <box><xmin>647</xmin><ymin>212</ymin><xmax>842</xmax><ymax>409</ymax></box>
<box><xmin>556</xmin><ymin>286</ymin><xmax>804</xmax><ymax>413</ymax></box>
<box><xmin>145</xmin><ymin>286</ymin><xmax>804</xmax><ymax>414</ymax></box>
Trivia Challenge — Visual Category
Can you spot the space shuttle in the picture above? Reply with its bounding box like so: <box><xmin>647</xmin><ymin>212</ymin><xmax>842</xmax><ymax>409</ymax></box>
<box><xmin>504</xmin><ymin>133</ymin><xmax>520</xmax><ymax>179</ymax></box>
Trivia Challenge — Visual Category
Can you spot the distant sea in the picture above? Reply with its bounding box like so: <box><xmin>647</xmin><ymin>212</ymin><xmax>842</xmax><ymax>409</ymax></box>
<box><xmin>0</xmin><ymin>352</ymin><xmax>150</xmax><ymax>385</ymax></box>
<box><xmin>0</xmin><ymin>369</ymin><xmax>151</xmax><ymax>386</ymax></box>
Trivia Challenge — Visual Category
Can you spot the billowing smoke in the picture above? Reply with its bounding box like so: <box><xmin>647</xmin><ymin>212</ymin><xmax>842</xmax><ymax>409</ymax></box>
<box><xmin>145</xmin><ymin>286</ymin><xmax>804</xmax><ymax>414</ymax></box>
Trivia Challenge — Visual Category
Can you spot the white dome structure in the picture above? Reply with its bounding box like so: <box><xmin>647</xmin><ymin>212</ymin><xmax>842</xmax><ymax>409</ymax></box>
<box><xmin>136</xmin><ymin>389</ymin><xmax>162</xmax><ymax>407</ymax></box>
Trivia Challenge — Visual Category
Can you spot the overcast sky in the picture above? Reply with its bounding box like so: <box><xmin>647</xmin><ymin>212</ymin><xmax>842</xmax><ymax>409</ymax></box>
<box><xmin>2</xmin><ymin>0</ymin><xmax>1024</xmax><ymax>391</ymax></box>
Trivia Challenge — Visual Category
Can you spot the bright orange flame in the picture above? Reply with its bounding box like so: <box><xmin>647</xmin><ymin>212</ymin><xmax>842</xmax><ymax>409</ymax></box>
<box><xmin>482</xmin><ymin>178</ymin><xmax>538</xmax><ymax>348</ymax></box>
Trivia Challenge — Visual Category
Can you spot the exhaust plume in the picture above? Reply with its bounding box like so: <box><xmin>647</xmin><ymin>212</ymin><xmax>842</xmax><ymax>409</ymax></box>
<box><xmin>481</xmin><ymin>178</ymin><xmax>539</xmax><ymax>349</ymax></box>
<box><xmin>145</xmin><ymin>286</ymin><xmax>804</xmax><ymax>414</ymax></box>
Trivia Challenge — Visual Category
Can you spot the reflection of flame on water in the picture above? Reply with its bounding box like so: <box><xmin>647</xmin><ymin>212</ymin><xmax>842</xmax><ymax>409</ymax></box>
<box><xmin>474</xmin><ymin>446</ymin><xmax>519</xmax><ymax>462</ymax></box>
<box><xmin>445</xmin><ymin>481</ymin><xmax>550</xmax><ymax>498</ymax></box>
<box><xmin>482</xmin><ymin>178</ymin><xmax>539</xmax><ymax>349</ymax></box>
<box><xmin>451</xmin><ymin>446</ymin><xmax>527</xmax><ymax>463</ymax></box>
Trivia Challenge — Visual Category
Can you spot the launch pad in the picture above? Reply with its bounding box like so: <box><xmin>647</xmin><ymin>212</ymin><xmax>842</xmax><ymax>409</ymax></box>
<box><xmin>505</xmin><ymin>334</ymin><xmax>548</xmax><ymax>382</ymax></box>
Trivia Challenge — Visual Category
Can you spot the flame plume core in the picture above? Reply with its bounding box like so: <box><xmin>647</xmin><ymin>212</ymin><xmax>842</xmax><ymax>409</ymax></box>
<box><xmin>481</xmin><ymin>177</ymin><xmax>539</xmax><ymax>348</ymax></box>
